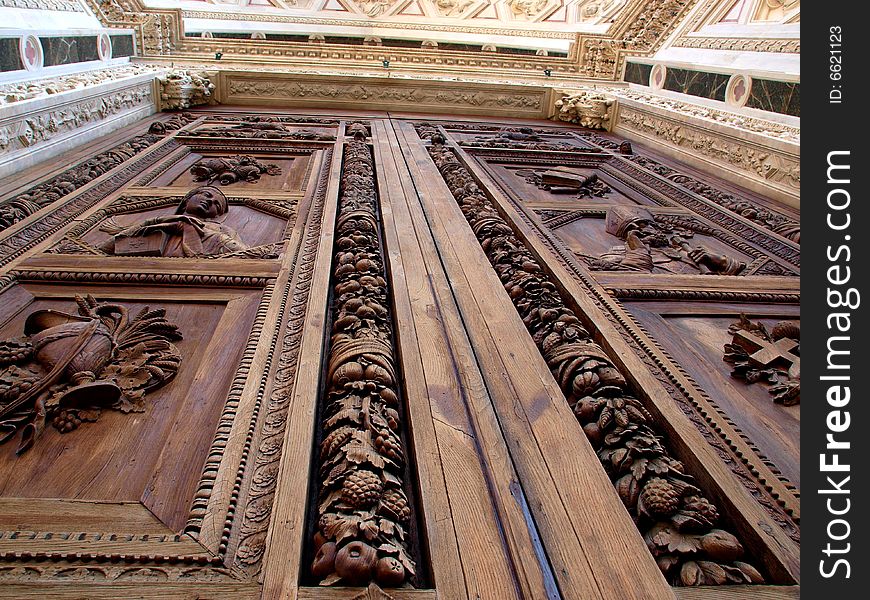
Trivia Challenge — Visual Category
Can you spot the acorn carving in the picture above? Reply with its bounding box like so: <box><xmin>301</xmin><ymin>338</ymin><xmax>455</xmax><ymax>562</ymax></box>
<box><xmin>335</xmin><ymin>541</ymin><xmax>378</xmax><ymax>585</ymax></box>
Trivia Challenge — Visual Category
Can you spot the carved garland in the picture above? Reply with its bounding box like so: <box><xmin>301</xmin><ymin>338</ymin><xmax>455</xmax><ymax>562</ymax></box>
<box><xmin>0</xmin><ymin>134</ymin><xmax>162</xmax><ymax>233</ymax></box>
<box><xmin>427</xmin><ymin>139</ymin><xmax>764</xmax><ymax>587</ymax></box>
<box><xmin>309</xmin><ymin>137</ymin><xmax>418</xmax><ymax>588</ymax></box>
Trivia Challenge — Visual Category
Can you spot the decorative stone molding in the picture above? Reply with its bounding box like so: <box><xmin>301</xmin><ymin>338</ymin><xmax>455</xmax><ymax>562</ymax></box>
<box><xmin>0</xmin><ymin>83</ymin><xmax>152</xmax><ymax>160</ymax></box>
<box><xmin>0</xmin><ymin>65</ymin><xmax>164</xmax><ymax>107</ymax></box>
<box><xmin>83</xmin><ymin>0</ymin><xmax>182</xmax><ymax>56</ymax></box>
<box><xmin>156</xmin><ymin>69</ymin><xmax>216</xmax><ymax>110</ymax></box>
<box><xmin>613</xmin><ymin>104</ymin><xmax>799</xmax><ymax>207</ymax></box>
<box><xmin>553</xmin><ymin>89</ymin><xmax>615</xmax><ymax>130</ymax></box>
<box><xmin>608</xmin><ymin>88</ymin><xmax>799</xmax><ymax>142</ymax></box>
<box><xmin>220</xmin><ymin>72</ymin><xmax>552</xmax><ymax>119</ymax></box>
<box><xmin>0</xmin><ymin>0</ymin><xmax>86</xmax><ymax>10</ymax></box>
<box><xmin>673</xmin><ymin>36</ymin><xmax>800</xmax><ymax>53</ymax></box>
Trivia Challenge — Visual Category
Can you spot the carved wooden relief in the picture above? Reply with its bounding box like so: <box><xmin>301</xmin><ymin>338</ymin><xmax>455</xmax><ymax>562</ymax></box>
<box><xmin>427</xmin><ymin>139</ymin><xmax>766</xmax><ymax>587</ymax></box>
<box><xmin>0</xmin><ymin>109</ymin><xmax>799</xmax><ymax>597</ymax></box>
<box><xmin>309</xmin><ymin>132</ymin><xmax>420</xmax><ymax>588</ymax></box>
<box><xmin>0</xmin><ymin>294</ymin><xmax>181</xmax><ymax>454</ymax></box>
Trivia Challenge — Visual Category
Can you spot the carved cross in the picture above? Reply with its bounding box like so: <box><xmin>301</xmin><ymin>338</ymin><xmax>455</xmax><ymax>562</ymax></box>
<box><xmin>733</xmin><ymin>329</ymin><xmax>800</xmax><ymax>380</ymax></box>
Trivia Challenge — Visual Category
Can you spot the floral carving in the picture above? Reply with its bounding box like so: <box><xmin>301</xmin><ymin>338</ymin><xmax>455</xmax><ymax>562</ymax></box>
<box><xmin>311</xmin><ymin>133</ymin><xmax>417</xmax><ymax>587</ymax></box>
<box><xmin>724</xmin><ymin>315</ymin><xmax>800</xmax><ymax>406</ymax></box>
<box><xmin>0</xmin><ymin>295</ymin><xmax>181</xmax><ymax>454</ymax></box>
<box><xmin>427</xmin><ymin>138</ymin><xmax>764</xmax><ymax>586</ymax></box>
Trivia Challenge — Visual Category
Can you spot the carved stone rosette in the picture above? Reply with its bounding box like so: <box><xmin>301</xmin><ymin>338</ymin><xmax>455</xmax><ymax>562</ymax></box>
<box><xmin>427</xmin><ymin>139</ymin><xmax>765</xmax><ymax>587</ymax></box>
<box><xmin>310</xmin><ymin>136</ymin><xmax>417</xmax><ymax>587</ymax></box>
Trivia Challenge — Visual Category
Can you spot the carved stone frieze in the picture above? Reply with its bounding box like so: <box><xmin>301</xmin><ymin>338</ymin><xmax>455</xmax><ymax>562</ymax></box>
<box><xmin>608</xmin><ymin>88</ymin><xmax>800</xmax><ymax>143</ymax></box>
<box><xmin>157</xmin><ymin>70</ymin><xmax>216</xmax><ymax>110</ymax></box>
<box><xmin>553</xmin><ymin>90</ymin><xmax>615</xmax><ymax>130</ymax></box>
<box><xmin>0</xmin><ymin>84</ymin><xmax>152</xmax><ymax>158</ymax></box>
<box><xmin>0</xmin><ymin>295</ymin><xmax>181</xmax><ymax>454</ymax></box>
<box><xmin>0</xmin><ymin>65</ymin><xmax>163</xmax><ymax>107</ymax></box>
<box><xmin>224</xmin><ymin>75</ymin><xmax>549</xmax><ymax>118</ymax></box>
<box><xmin>616</xmin><ymin>107</ymin><xmax>800</xmax><ymax>196</ymax></box>
<box><xmin>427</xmin><ymin>139</ymin><xmax>764</xmax><ymax>586</ymax></box>
<box><xmin>0</xmin><ymin>0</ymin><xmax>86</xmax><ymax>10</ymax></box>
<box><xmin>724</xmin><ymin>315</ymin><xmax>800</xmax><ymax>406</ymax></box>
<box><xmin>673</xmin><ymin>36</ymin><xmax>800</xmax><ymax>53</ymax></box>
<box><xmin>310</xmin><ymin>134</ymin><xmax>417</xmax><ymax>588</ymax></box>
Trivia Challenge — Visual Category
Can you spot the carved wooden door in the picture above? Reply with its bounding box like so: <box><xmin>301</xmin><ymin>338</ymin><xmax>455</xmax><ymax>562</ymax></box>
<box><xmin>0</xmin><ymin>108</ymin><xmax>799</xmax><ymax>599</ymax></box>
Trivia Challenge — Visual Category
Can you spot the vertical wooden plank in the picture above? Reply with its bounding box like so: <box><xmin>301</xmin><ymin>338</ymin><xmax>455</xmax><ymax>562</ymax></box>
<box><xmin>259</xmin><ymin>129</ymin><xmax>346</xmax><ymax>600</ymax></box>
<box><xmin>394</xmin><ymin>120</ymin><xmax>675</xmax><ymax>600</ymax></box>
<box><xmin>373</xmin><ymin>119</ymin><xmax>550</xmax><ymax>599</ymax></box>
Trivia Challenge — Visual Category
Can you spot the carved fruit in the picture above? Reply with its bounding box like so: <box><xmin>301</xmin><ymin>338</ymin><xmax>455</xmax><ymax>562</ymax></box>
<box><xmin>335</xmin><ymin>541</ymin><xmax>377</xmax><ymax>585</ymax></box>
<box><xmin>374</xmin><ymin>556</ymin><xmax>406</xmax><ymax>587</ymax></box>
<box><xmin>380</xmin><ymin>388</ymin><xmax>399</xmax><ymax>408</ymax></box>
<box><xmin>639</xmin><ymin>478</ymin><xmax>681</xmax><ymax>518</ymax></box>
<box><xmin>342</xmin><ymin>469</ymin><xmax>383</xmax><ymax>508</ymax></box>
<box><xmin>313</xmin><ymin>531</ymin><xmax>327</xmax><ymax>552</ymax></box>
<box><xmin>734</xmin><ymin>561</ymin><xmax>765</xmax><ymax>583</ymax></box>
<box><xmin>380</xmin><ymin>489</ymin><xmax>411</xmax><ymax>524</ymax></box>
<box><xmin>333</xmin><ymin>362</ymin><xmax>364</xmax><ymax>387</ymax></box>
<box><xmin>615</xmin><ymin>474</ymin><xmax>640</xmax><ymax>509</ymax></box>
<box><xmin>582</xmin><ymin>422</ymin><xmax>602</xmax><ymax>447</ymax></box>
<box><xmin>573</xmin><ymin>397</ymin><xmax>598</xmax><ymax>423</ymax></box>
<box><xmin>700</xmin><ymin>529</ymin><xmax>744</xmax><ymax>562</ymax></box>
<box><xmin>311</xmin><ymin>542</ymin><xmax>337</xmax><ymax>578</ymax></box>
<box><xmin>365</xmin><ymin>363</ymin><xmax>393</xmax><ymax>386</ymax></box>
<box><xmin>681</xmin><ymin>495</ymin><xmax>719</xmax><ymax>528</ymax></box>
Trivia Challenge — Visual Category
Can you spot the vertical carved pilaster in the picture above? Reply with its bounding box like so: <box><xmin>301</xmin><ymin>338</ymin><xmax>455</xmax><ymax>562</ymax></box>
<box><xmin>426</xmin><ymin>137</ymin><xmax>765</xmax><ymax>587</ymax></box>
<box><xmin>309</xmin><ymin>132</ymin><xmax>417</xmax><ymax>588</ymax></box>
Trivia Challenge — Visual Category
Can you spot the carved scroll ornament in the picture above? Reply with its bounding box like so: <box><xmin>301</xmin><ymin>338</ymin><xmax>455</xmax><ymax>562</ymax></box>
<box><xmin>0</xmin><ymin>295</ymin><xmax>181</xmax><ymax>454</ymax></box>
<box><xmin>427</xmin><ymin>137</ymin><xmax>764</xmax><ymax>586</ymax></box>
<box><xmin>458</xmin><ymin>127</ymin><xmax>573</xmax><ymax>151</ymax></box>
<box><xmin>310</xmin><ymin>134</ymin><xmax>417</xmax><ymax>588</ymax></box>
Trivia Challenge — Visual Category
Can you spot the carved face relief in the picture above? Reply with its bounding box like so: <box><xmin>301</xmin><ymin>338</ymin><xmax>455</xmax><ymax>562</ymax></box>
<box><xmin>181</xmin><ymin>186</ymin><xmax>227</xmax><ymax>219</ymax></box>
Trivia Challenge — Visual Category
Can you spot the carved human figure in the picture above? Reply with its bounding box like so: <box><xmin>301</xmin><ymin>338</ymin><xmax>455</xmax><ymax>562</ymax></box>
<box><xmin>582</xmin><ymin>206</ymin><xmax>745</xmax><ymax>275</ymax></box>
<box><xmin>101</xmin><ymin>186</ymin><xmax>246</xmax><ymax>257</ymax></box>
